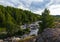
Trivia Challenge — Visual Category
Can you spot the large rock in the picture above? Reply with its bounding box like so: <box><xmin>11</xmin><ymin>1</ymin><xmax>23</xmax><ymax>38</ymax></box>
<box><xmin>36</xmin><ymin>28</ymin><xmax>60</xmax><ymax>42</ymax></box>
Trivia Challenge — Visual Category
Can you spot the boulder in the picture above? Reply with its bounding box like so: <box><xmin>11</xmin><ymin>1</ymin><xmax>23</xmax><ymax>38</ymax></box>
<box><xmin>36</xmin><ymin>28</ymin><xmax>60</xmax><ymax>42</ymax></box>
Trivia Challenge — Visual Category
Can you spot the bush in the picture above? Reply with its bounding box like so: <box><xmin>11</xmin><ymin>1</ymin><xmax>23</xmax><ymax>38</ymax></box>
<box><xmin>0</xmin><ymin>34</ymin><xmax>7</xmax><ymax>39</ymax></box>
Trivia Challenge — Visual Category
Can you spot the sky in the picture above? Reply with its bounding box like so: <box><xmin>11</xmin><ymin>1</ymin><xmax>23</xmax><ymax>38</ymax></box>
<box><xmin>0</xmin><ymin>0</ymin><xmax>60</xmax><ymax>15</ymax></box>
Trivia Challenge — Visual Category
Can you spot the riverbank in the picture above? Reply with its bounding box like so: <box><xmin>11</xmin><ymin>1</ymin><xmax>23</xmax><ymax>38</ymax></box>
<box><xmin>19</xmin><ymin>36</ymin><xmax>36</xmax><ymax>42</ymax></box>
<box><xmin>0</xmin><ymin>36</ymin><xmax>37</xmax><ymax>42</ymax></box>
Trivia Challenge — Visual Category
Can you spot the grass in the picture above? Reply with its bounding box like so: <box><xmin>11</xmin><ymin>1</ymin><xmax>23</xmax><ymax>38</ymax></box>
<box><xmin>19</xmin><ymin>36</ymin><xmax>35</xmax><ymax>42</ymax></box>
<box><xmin>0</xmin><ymin>28</ymin><xmax>6</xmax><ymax>32</ymax></box>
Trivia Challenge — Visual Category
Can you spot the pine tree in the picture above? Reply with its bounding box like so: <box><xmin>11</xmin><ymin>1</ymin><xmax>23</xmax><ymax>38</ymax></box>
<box><xmin>38</xmin><ymin>8</ymin><xmax>55</xmax><ymax>33</ymax></box>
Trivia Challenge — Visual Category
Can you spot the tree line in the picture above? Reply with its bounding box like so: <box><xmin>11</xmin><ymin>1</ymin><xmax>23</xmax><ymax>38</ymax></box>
<box><xmin>0</xmin><ymin>5</ymin><xmax>56</xmax><ymax>38</ymax></box>
<box><xmin>0</xmin><ymin>5</ymin><xmax>40</xmax><ymax>38</ymax></box>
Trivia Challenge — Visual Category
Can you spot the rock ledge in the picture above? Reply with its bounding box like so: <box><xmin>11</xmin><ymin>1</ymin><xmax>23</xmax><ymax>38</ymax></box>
<box><xmin>36</xmin><ymin>28</ymin><xmax>60</xmax><ymax>42</ymax></box>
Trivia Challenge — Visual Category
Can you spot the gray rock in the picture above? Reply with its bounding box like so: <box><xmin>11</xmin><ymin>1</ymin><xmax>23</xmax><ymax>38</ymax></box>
<box><xmin>36</xmin><ymin>28</ymin><xmax>60</xmax><ymax>42</ymax></box>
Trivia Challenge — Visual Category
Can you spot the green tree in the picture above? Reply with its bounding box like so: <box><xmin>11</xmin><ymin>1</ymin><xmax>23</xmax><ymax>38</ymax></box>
<box><xmin>38</xmin><ymin>9</ymin><xmax>55</xmax><ymax>33</ymax></box>
<box><xmin>0</xmin><ymin>5</ymin><xmax>41</xmax><ymax>37</ymax></box>
<box><xmin>23</xmin><ymin>28</ymin><xmax>30</xmax><ymax>34</ymax></box>
<box><xmin>13</xmin><ymin>28</ymin><xmax>24</xmax><ymax>36</ymax></box>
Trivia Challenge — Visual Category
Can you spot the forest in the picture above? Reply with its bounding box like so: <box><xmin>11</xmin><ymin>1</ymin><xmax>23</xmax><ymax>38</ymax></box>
<box><xmin>0</xmin><ymin>5</ymin><xmax>41</xmax><ymax>38</ymax></box>
<box><xmin>0</xmin><ymin>5</ymin><xmax>60</xmax><ymax>39</ymax></box>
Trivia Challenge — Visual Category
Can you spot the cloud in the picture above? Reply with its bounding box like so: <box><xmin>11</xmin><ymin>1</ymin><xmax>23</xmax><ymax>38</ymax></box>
<box><xmin>0</xmin><ymin>0</ymin><xmax>60</xmax><ymax>15</ymax></box>
<box><xmin>48</xmin><ymin>5</ymin><xmax>60</xmax><ymax>15</ymax></box>
<box><xmin>17</xmin><ymin>4</ymin><xmax>30</xmax><ymax>10</ymax></box>
<box><xmin>53</xmin><ymin>0</ymin><xmax>60</xmax><ymax>4</ymax></box>
<box><xmin>32</xmin><ymin>0</ymin><xmax>43</xmax><ymax>2</ymax></box>
<box><xmin>33</xmin><ymin>9</ymin><xmax>44</xmax><ymax>15</ymax></box>
<box><xmin>0</xmin><ymin>0</ymin><xmax>19</xmax><ymax>7</ymax></box>
<box><xmin>33</xmin><ymin>0</ymin><xmax>60</xmax><ymax>15</ymax></box>
<box><xmin>30</xmin><ymin>0</ymin><xmax>50</xmax><ymax>10</ymax></box>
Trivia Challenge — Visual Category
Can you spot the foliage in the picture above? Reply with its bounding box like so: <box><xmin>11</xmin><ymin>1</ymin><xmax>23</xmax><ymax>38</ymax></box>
<box><xmin>0</xmin><ymin>28</ymin><xmax>6</xmax><ymax>32</ymax></box>
<box><xmin>0</xmin><ymin>5</ymin><xmax>40</xmax><ymax>37</ymax></box>
<box><xmin>38</xmin><ymin>9</ymin><xmax>55</xmax><ymax>33</ymax></box>
<box><xmin>23</xmin><ymin>28</ymin><xmax>30</xmax><ymax>34</ymax></box>
<box><xmin>0</xmin><ymin>33</ymin><xmax>7</xmax><ymax>39</ymax></box>
<box><xmin>14</xmin><ymin>28</ymin><xmax>30</xmax><ymax>36</ymax></box>
<box><xmin>14</xmin><ymin>28</ymin><xmax>24</xmax><ymax>36</ymax></box>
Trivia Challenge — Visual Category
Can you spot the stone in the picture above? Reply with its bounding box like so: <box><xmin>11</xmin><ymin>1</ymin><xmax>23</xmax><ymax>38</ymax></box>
<box><xmin>36</xmin><ymin>28</ymin><xmax>60</xmax><ymax>42</ymax></box>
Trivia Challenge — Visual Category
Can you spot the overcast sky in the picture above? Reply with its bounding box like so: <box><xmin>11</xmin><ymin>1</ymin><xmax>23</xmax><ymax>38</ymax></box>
<box><xmin>0</xmin><ymin>0</ymin><xmax>60</xmax><ymax>15</ymax></box>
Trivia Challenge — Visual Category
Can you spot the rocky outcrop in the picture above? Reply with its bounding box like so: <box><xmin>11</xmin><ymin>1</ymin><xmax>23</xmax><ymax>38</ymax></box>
<box><xmin>36</xmin><ymin>28</ymin><xmax>60</xmax><ymax>42</ymax></box>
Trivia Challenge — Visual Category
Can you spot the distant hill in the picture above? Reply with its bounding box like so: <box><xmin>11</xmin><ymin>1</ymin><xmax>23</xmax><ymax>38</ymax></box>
<box><xmin>53</xmin><ymin>15</ymin><xmax>60</xmax><ymax>22</ymax></box>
